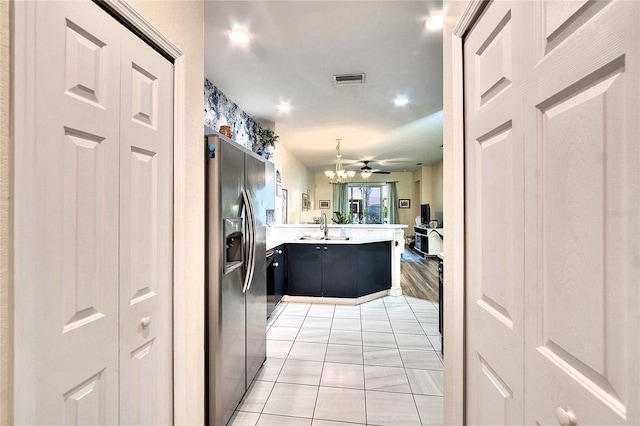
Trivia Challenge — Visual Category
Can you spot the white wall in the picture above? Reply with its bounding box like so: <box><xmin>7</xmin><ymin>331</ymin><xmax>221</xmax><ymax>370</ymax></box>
<box><xmin>412</xmin><ymin>162</ymin><xmax>444</xmax><ymax>226</ymax></box>
<box><xmin>443</xmin><ymin>1</ymin><xmax>470</xmax><ymax>425</ymax></box>
<box><xmin>431</xmin><ymin>160</ymin><xmax>444</xmax><ymax>225</ymax></box>
<box><xmin>314</xmin><ymin>171</ymin><xmax>417</xmax><ymax>229</ymax></box>
<box><xmin>1</xmin><ymin>0</ymin><xmax>10</xmax><ymax>422</ymax></box>
<box><xmin>269</xmin><ymin>136</ymin><xmax>316</xmax><ymax>224</ymax></box>
<box><xmin>420</xmin><ymin>166</ymin><xmax>434</xmax><ymax>205</ymax></box>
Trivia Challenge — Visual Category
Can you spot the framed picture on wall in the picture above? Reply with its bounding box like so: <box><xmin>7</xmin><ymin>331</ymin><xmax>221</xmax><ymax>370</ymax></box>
<box><xmin>319</xmin><ymin>200</ymin><xmax>330</xmax><ymax>209</ymax></box>
<box><xmin>399</xmin><ymin>199</ymin><xmax>411</xmax><ymax>208</ymax></box>
<box><xmin>275</xmin><ymin>170</ymin><xmax>282</xmax><ymax>196</ymax></box>
<box><xmin>302</xmin><ymin>192</ymin><xmax>310</xmax><ymax>211</ymax></box>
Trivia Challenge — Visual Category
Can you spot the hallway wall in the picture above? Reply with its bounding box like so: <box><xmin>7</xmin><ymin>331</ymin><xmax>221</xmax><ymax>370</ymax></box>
<box><xmin>1</xmin><ymin>1</ymin><xmax>10</xmax><ymax>423</ymax></box>
<box><xmin>442</xmin><ymin>1</ymin><xmax>470</xmax><ymax>424</ymax></box>
<box><xmin>270</xmin><ymin>141</ymin><xmax>316</xmax><ymax>225</ymax></box>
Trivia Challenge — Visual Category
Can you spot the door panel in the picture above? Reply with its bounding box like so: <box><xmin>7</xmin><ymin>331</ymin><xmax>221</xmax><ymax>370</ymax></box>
<box><xmin>245</xmin><ymin>154</ymin><xmax>267</xmax><ymax>386</ymax></box>
<box><xmin>14</xmin><ymin>2</ymin><xmax>122</xmax><ymax>423</ymax></box>
<box><xmin>464</xmin><ymin>2</ymin><xmax>530</xmax><ymax>423</ymax></box>
<box><xmin>525</xmin><ymin>1</ymin><xmax>639</xmax><ymax>423</ymax></box>
<box><xmin>476</xmin><ymin>356</ymin><xmax>513</xmax><ymax>426</ymax></box>
<box><xmin>465</xmin><ymin>0</ymin><xmax>639</xmax><ymax>424</ymax></box>
<box><xmin>216</xmin><ymin>135</ymin><xmax>246</xmax><ymax>414</ymax></box>
<box><xmin>14</xmin><ymin>1</ymin><xmax>174</xmax><ymax>423</ymax></box>
<box><xmin>288</xmin><ymin>245</ymin><xmax>323</xmax><ymax>296</ymax></box>
<box><xmin>63</xmin><ymin>371</ymin><xmax>107</xmax><ymax>425</ymax></box>
<box><xmin>119</xmin><ymin>23</ymin><xmax>174</xmax><ymax>425</ymax></box>
<box><xmin>322</xmin><ymin>245</ymin><xmax>357</xmax><ymax>297</ymax></box>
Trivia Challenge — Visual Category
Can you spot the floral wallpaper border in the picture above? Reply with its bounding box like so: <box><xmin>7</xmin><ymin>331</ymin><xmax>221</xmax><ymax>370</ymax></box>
<box><xmin>204</xmin><ymin>79</ymin><xmax>258</xmax><ymax>150</ymax></box>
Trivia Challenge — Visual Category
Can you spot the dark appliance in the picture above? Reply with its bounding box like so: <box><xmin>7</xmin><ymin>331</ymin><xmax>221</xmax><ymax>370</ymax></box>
<box><xmin>266</xmin><ymin>246</ymin><xmax>285</xmax><ymax>318</ymax></box>
<box><xmin>420</xmin><ymin>203</ymin><xmax>431</xmax><ymax>225</ymax></box>
<box><xmin>414</xmin><ymin>226</ymin><xmax>428</xmax><ymax>256</ymax></box>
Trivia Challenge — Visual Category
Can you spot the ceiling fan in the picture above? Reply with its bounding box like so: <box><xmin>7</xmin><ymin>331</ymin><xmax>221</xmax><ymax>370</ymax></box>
<box><xmin>360</xmin><ymin>160</ymin><xmax>390</xmax><ymax>178</ymax></box>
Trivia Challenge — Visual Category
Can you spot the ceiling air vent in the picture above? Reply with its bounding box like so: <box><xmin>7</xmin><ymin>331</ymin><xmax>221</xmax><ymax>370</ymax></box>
<box><xmin>333</xmin><ymin>73</ymin><xmax>365</xmax><ymax>86</ymax></box>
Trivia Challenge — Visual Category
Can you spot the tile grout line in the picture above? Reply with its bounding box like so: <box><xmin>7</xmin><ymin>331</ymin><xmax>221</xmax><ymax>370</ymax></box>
<box><xmin>250</xmin><ymin>297</ymin><xmax>442</xmax><ymax>425</ymax></box>
<box><xmin>360</xmin><ymin>302</ymin><xmax>368</xmax><ymax>425</ymax></box>
<box><xmin>308</xmin><ymin>305</ymin><xmax>322</xmax><ymax>423</ymax></box>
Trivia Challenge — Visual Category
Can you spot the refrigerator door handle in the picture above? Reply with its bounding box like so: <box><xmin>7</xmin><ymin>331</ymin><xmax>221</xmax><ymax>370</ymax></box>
<box><xmin>241</xmin><ymin>189</ymin><xmax>255</xmax><ymax>293</ymax></box>
<box><xmin>244</xmin><ymin>189</ymin><xmax>257</xmax><ymax>292</ymax></box>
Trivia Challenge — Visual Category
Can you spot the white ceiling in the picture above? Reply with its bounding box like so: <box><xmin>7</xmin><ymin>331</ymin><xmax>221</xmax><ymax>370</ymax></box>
<box><xmin>204</xmin><ymin>1</ymin><xmax>443</xmax><ymax>173</ymax></box>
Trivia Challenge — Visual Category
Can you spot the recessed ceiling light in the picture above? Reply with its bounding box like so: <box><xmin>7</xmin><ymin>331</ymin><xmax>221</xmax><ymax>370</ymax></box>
<box><xmin>278</xmin><ymin>103</ymin><xmax>291</xmax><ymax>113</ymax></box>
<box><xmin>394</xmin><ymin>97</ymin><xmax>409</xmax><ymax>107</ymax></box>
<box><xmin>424</xmin><ymin>12</ymin><xmax>444</xmax><ymax>31</ymax></box>
<box><xmin>229</xmin><ymin>28</ymin><xmax>251</xmax><ymax>44</ymax></box>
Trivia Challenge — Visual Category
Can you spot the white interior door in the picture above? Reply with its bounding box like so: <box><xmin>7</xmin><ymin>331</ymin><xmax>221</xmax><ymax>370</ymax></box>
<box><xmin>524</xmin><ymin>1</ymin><xmax>639</xmax><ymax>424</ymax></box>
<box><xmin>13</xmin><ymin>2</ymin><xmax>173</xmax><ymax>423</ymax></box>
<box><xmin>463</xmin><ymin>1</ymin><xmax>533</xmax><ymax>423</ymax></box>
<box><xmin>464</xmin><ymin>1</ymin><xmax>639</xmax><ymax>424</ymax></box>
<box><xmin>118</xmin><ymin>18</ymin><xmax>174</xmax><ymax>426</ymax></box>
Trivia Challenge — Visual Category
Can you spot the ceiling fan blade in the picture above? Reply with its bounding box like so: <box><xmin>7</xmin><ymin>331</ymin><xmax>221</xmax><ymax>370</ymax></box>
<box><xmin>372</xmin><ymin>170</ymin><xmax>391</xmax><ymax>174</ymax></box>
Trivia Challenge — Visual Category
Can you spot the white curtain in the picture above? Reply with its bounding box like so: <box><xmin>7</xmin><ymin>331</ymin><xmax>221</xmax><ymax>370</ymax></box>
<box><xmin>332</xmin><ymin>183</ymin><xmax>349</xmax><ymax>216</ymax></box>
<box><xmin>387</xmin><ymin>182</ymin><xmax>399</xmax><ymax>224</ymax></box>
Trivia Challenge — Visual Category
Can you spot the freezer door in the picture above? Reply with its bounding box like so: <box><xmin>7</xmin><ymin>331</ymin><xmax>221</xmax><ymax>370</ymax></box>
<box><xmin>244</xmin><ymin>153</ymin><xmax>267</xmax><ymax>385</ymax></box>
<box><xmin>207</xmin><ymin>137</ymin><xmax>247</xmax><ymax>426</ymax></box>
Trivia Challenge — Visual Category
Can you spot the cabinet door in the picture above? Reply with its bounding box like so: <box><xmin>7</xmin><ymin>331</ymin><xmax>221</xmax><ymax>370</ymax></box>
<box><xmin>357</xmin><ymin>242</ymin><xmax>391</xmax><ymax>296</ymax></box>
<box><xmin>287</xmin><ymin>244</ymin><xmax>322</xmax><ymax>296</ymax></box>
<box><xmin>322</xmin><ymin>245</ymin><xmax>357</xmax><ymax>298</ymax></box>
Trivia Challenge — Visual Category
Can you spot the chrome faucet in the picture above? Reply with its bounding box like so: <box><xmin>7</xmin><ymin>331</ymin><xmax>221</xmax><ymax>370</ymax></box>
<box><xmin>320</xmin><ymin>212</ymin><xmax>328</xmax><ymax>239</ymax></box>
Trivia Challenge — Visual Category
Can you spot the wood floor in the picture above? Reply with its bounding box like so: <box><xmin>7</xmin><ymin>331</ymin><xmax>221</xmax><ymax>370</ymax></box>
<box><xmin>400</xmin><ymin>249</ymin><xmax>440</xmax><ymax>302</ymax></box>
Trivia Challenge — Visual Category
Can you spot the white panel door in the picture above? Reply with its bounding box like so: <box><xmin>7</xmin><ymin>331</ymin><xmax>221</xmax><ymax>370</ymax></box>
<box><xmin>118</xmin><ymin>20</ymin><xmax>174</xmax><ymax>426</ymax></box>
<box><xmin>13</xmin><ymin>2</ymin><xmax>122</xmax><ymax>423</ymax></box>
<box><xmin>524</xmin><ymin>1</ymin><xmax>639</xmax><ymax>424</ymax></box>
<box><xmin>464</xmin><ymin>1</ymin><xmax>639</xmax><ymax>424</ymax></box>
<box><xmin>13</xmin><ymin>2</ymin><xmax>174</xmax><ymax>424</ymax></box>
<box><xmin>463</xmin><ymin>2</ymin><xmax>533</xmax><ymax>423</ymax></box>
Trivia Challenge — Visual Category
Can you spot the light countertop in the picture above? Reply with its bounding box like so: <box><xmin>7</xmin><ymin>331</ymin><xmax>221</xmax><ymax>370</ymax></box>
<box><xmin>267</xmin><ymin>236</ymin><xmax>392</xmax><ymax>249</ymax></box>
<box><xmin>266</xmin><ymin>225</ymin><xmax>406</xmax><ymax>250</ymax></box>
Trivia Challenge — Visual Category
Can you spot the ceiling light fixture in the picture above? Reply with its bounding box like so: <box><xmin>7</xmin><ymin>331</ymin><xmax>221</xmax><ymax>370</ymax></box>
<box><xmin>278</xmin><ymin>102</ymin><xmax>291</xmax><ymax>113</ymax></box>
<box><xmin>229</xmin><ymin>28</ymin><xmax>251</xmax><ymax>44</ymax></box>
<box><xmin>324</xmin><ymin>139</ymin><xmax>356</xmax><ymax>184</ymax></box>
<box><xmin>360</xmin><ymin>161</ymin><xmax>373</xmax><ymax>179</ymax></box>
<box><xmin>394</xmin><ymin>97</ymin><xmax>409</xmax><ymax>107</ymax></box>
<box><xmin>424</xmin><ymin>12</ymin><xmax>444</xmax><ymax>31</ymax></box>
<box><xmin>361</xmin><ymin>170</ymin><xmax>373</xmax><ymax>179</ymax></box>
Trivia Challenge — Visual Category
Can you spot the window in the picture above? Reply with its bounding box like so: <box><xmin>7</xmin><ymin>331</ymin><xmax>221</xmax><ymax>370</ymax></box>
<box><xmin>348</xmin><ymin>184</ymin><xmax>388</xmax><ymax>224</ymax></box>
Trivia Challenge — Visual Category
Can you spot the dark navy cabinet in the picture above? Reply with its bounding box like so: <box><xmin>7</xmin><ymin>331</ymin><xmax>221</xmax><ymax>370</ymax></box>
<box><xmin>357</xmin><ymin>241</ymin><xmax>391</xmax><ymax>297</ymax></box>
<box><xmin>287</xmin><ymin>244</ymin><xmax>322</xmax><ymax>296</ymax></box>
<box><xmin>287</xmin><ymin>242</ymin><xmax>390</xmax><ymax>298</ymax></box>
<box><xmin>321</xmin><ymin>245</ymin><xmax>358</xmax><ymax>297</ymax></box>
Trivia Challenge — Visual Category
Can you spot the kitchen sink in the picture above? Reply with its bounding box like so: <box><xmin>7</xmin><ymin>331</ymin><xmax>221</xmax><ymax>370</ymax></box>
<box><xmin>297</xmin><ymin>236</ymin><xmax>351</xmax><ymax>241</ymax></box>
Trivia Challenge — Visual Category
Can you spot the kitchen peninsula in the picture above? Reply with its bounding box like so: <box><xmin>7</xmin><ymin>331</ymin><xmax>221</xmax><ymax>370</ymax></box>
<box><xmin>266</xmin><ymin>224</ymin><xmax>407</xmax><ymax>304</ymax></box>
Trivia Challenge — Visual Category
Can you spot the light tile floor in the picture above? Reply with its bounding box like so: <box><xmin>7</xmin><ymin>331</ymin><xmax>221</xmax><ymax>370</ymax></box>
<box><xmin>229</xmin><ymin>296</ymin><xmax>444</xmax><ymax>426</ymax></box>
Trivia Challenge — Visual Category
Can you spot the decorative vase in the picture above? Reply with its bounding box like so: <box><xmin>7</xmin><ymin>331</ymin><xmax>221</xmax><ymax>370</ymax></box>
<box><xmin>219</xmin><ymin>125</ymin><xmax>232</xmax><ymax>138</ymax></box>
<box><xmin>256</xmin><ymin>147</ymin><xmax>270</xmax><ymax>160</ymax></box>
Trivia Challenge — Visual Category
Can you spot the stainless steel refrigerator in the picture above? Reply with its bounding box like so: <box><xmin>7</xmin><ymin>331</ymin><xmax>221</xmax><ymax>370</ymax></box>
<box><xmin>205</xmin><ymin>131</ymin><xmax>267</xmax><ymax>425</ymax></box>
